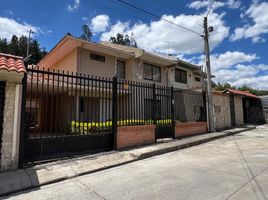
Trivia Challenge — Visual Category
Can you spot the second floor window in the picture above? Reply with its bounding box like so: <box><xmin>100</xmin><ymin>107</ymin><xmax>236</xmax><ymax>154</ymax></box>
<box><xmin>90</xmin><ymin>53</ymin><xmax>105</xmax><ymax>62</ymax></box>
<box><xmin>143</xmin><ymin>63</ymin><xmax>161</xmax><ymax>82</ymax></box>
<box><xmin>117</xmin><ymin>61</ymin><xmax>125</xmax><ymax>78</ymax></box>
<box><xmin>175</xmin><ymin>68</ymin><xmax>187</xmax><ymax>84</ymax></box>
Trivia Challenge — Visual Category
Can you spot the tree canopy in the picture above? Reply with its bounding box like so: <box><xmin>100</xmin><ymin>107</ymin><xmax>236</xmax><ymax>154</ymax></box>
<box><xmin>109</xmin><ymin>33</ymin><xmax>137</xmax><ymax>47</ymax></box>
<box><xmin>212</xmin><ymin>81</ymin><xmax>268</xmax><ymax>96</ymax></box>
<box><xmin>0</xmin><ymin>35</ymin><xmax>47</xmax><ymax>64</ymax></box>
<box><xmin>79</xmin><ymin>24</ymin><xmax>92</xmax><ymax>41</ymax></box>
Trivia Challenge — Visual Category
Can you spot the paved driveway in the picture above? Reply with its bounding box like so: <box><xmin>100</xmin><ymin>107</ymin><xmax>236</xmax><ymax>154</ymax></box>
<box><xmin>4</xmin><ymin>125</ymin><xmax>268</xmax><ymax>200</ymax></box>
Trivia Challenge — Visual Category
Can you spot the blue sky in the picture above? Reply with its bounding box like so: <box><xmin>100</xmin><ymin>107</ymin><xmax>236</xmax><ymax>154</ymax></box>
<box><xmin>1</xmin><ymin>0</ymin><xmax>268</xmax><ymax>89</ymax></box>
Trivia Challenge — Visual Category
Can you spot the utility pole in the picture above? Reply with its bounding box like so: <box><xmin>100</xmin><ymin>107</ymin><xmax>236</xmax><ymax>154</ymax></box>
<box><xmin>25</xmin><ymin>29</ymin><xmax>33</xmax><ymax>62</ymax></box>
<box><xmin>203</xmin><ymin>16</ymin><xmax>215</xmax><ymax>132</ymax></box>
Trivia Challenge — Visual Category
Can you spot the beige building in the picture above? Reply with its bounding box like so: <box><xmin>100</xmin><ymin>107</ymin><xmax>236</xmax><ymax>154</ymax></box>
<box><xmin>38</xmin><ymin>34</ymin><xmax>203</xmax><ymax>90</ymax></box>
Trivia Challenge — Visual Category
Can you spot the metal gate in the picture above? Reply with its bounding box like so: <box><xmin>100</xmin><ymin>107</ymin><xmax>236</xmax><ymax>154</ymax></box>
<box><xmin>22</xmin><ymin>68</ymin><xmax>114</xmax><ymax>163</ymax></box>
<box><xmin>0</xmin><ymin>81</ymin><xmax>5</xmax><ymax>158</ymax></box>
<box><xmin>229</xmin><ymin>95</ymin><xmax>236</xmax><ymax>126</ymax></box>
<box><xmin>155</xmin><ymin>86</ymin><xmax>174</xmax><ymax>139</ymax></box>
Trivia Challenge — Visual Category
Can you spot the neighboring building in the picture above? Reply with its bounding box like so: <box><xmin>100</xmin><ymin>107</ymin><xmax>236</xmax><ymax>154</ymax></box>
<box><xmin>223</xmin><ymin>89</ymin><xmax>265</xmax><ymax>125</ymax></box>
<box><xmin>260</xmin><ymin>95</ymin><xmax>268</xmax><ymax>123</ymax></box>
<box><xmin>37</xmin><ymin>34</ymin><xmax>203</xmax><ymax>90</ymax></box>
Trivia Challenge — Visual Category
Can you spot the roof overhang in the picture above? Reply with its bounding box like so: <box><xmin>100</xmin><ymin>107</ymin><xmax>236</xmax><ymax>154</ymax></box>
<box><xmin>139</xmin><ymin>52</ymin><xmax>177</xmax><ymax>67</ymax></box>
<box><xmin>37</xmin><ymin>35</ymin><xmax>135</xmax><ymax>68</ymax></box>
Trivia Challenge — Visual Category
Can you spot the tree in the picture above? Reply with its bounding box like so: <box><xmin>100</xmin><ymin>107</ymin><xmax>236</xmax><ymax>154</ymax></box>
<box><xmin>213</xmin><ymin>82</ymin><xmax>235</xmax><ymax>91</ymax></box>
<box><xmin>7</xmin><ymin>35</ymin><xmax>19</xmax><ymax>55</ymax></box>
<box><xmin>109</xmin><ymin>33</ymin><xmax>138</xmax><ymax>47</ymax></box>
<box><xmin>79</xmin><ymin>24</ymin><xmax>92</xmax><ymax>41</ymax></box>
<box><xmin>0</xmin><ymin>34</ymin><xmax>47</xmax><ymax>64</ymax></box>
<box><xmin>0</xmin><ymin>38</ymin><xmax>8</xmax><ymax>53</ymax></box>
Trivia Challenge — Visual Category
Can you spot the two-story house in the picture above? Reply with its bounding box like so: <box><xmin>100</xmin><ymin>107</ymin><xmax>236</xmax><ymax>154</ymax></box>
<box><xmin>38</xmin><ymin>34</ymin><xmax>203</xmax><ymax>90</ymax></box>
<box><xmin>29</xmin><ymin>34</ymin><xmax>205</xmax><ymax>131</ymax></box>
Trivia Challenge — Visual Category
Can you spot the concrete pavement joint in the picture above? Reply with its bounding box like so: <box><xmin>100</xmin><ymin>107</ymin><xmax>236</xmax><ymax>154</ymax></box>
<box><xmin>72</xmin><ymin>178</ymin><xmax>107</xmax><ymax>200</ymax></box>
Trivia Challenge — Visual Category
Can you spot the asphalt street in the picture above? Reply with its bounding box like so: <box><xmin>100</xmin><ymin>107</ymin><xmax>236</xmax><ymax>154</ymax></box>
<box><xmin>4</xmin><ymin>125</ymin><xmax>268</xmax><ymax>200</ymax></box>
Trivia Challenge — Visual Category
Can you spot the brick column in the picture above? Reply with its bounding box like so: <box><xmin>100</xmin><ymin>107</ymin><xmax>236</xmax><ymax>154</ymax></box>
<box><xmin>1</xmin><ymin>82</ymin><xmax>22</xmax><ymax>171</ymax></box>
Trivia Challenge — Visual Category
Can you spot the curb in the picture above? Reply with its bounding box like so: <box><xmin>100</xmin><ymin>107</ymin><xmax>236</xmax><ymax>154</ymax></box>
<box><xmin>0</xmin><ymin>126</ymin><xmax>255</xmax><ymax>197</ymax></box>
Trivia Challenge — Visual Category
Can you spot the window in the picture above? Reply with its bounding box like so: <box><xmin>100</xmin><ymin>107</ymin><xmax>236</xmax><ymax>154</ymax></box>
<box><xmin>117</xmin><ymin>61</ymin><xmax>125</xmax><ymax>78</ymax></box>
<box><xmin>143</xmin><ymin>63</ymin><xmax>161</xmax><ymax>82</ymax></box>
<box><xmin>195</xmin><ymin>77</ymin><xmax>201</xmax><ymax>82</ymax></box>
<box><xmin>175</xmin><ymin>68</ymin><xmax>187</xmax><ymax>84</ymax></box>
<box><xmin>90</xmin><ymin>53</ymin><xmax>105</xmax><ymax>62</ymax></box>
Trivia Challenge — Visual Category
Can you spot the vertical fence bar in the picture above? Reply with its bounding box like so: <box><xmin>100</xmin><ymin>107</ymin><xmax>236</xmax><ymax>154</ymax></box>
<box><xmin>152</xmin><ymin>83</ymin><xmax>157</xmax><ymax>126</ymax></box>
<box><xmin>171</xmin><ymin>86</ymin><xmax>175</xmax><ymax>138</ymax></box>
<box><xmin>66</xmin><ymin>71</ymin><xmax>69</xmax><ymax>133</ymax></box>
<box><xmin>50</xmin><ymin>69</ymin><xmax>54</xmax><ymax>136</ymax></box>
<box><xmin>112</xmin><ymin>76</ymin><xmax>117</xmax><ymax>149</ymax></box>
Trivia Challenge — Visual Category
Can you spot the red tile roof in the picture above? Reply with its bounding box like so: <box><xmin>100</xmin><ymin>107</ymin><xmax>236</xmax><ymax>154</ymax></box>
<box><xmin>0</xmin><ymin>53</ymin><xmax>26</xmax><ymax>73</ymax></box>
<box><xmin>224</xmin><ymin>89</ymin><xmax>259</xmax><ymax>99</ymax></box>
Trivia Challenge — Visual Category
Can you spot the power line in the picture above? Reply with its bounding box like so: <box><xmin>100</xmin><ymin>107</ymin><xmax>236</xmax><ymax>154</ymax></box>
<box><xmin>117</xmin><ymin>0</ymin><xmax>201</xmax><ymax>35</ymax></box>
<box><xmin>167</xmin><ymin>0</ymin><xmax>204</xmax><ymax>22</ymax></box>
<box><xmin>85</xmin><ymin>0</ymin><xmax>151</xmax><ymax>23</ymax></box>
<box><xmin>155</xmin><ymin>0</ymin><xmax>203</xmax><ymax>26</ymax></box>
<box><xmin>206</xmin><ymin>0</ymin><xmax>215</xmax><ymax>17</ymax></box>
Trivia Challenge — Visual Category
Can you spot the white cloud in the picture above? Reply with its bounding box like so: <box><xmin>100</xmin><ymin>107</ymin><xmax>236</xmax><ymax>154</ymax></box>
<box><xmin>214</xmin><ymin>64</ymin><xmax>268</xmax><ymax>90</ymax></box>
<box><xmin>0</xmin><ymin>17</ymin><xmax>40</xmax><ymax>40</ymax></box>
<box><xmin>187</xmin><ymin>0</ymin><xmax>241</xmax><ymax>10</ymax></box>
<box><xmin>194</xmin><ymin>50</ymin><xmax>268</xmax><ymax>89</ymax></box>
<box><xmin>68</xmin><ymin>0</ymin><xmax>80</xmax><ymax>12</ymax></box>
<box><xmin>199</xmin><ymin>51</ymin><xmax>258</xmax><ymax>71</ymax></box>
<box><xmin>100</xmin><ymin>12</ymin><xmax>229</xmax><ymax>55</ymax></box>
<box><xmin>91</xmin><ymin>15</ymin><xmax>110</xmax><ymax>33</ymax></box>
<box><xmin>230</xmin><ymin>1</ymin><xmax>268</xmax><ymax>42</ymax></box>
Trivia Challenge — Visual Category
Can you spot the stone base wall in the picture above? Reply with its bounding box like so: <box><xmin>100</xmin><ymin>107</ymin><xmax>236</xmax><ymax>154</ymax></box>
<box><xmin>117</xmin><ymin>125</ymin><xmax>156</xmax><ymax>149</ymax></box>
<box><xmin>213</xmin><ymin>94</ymin><xmax>231</xmax><ymax>130</ymax></box>
<box><xmin>1</xmin><ymin>82</ymin><xmax>17</xmax><ymax>171</ymax></box>
<box><xmin>175</xmin><ymin>122</ymin><xmax>207</xmax><ymax>137</ymax></box>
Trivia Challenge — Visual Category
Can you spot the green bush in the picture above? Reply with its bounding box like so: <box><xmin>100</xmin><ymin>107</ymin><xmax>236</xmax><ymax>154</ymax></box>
<box><xmin>70</xmin><ymin>119</ymin><xmax>178</xmax><ymax>134</ymax></box>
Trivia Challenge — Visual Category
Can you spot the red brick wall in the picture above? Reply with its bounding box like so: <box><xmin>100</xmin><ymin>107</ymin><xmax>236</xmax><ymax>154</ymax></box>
<box><xmin>117</xmin><ymin>125</ymin><xmax>156</xmax><ymax>149</ymax></box>
<box><xmin>175</xmin><ymin>122</ymin><xmax>207</xmax><ymax>138</ymax></box>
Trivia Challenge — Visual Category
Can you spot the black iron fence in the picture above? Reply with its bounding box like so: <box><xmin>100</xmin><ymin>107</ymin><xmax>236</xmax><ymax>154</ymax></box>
<box><xmin>21</xmin><ymin>68</ymin><xmax>207</xmax><ymax>163</ymax></box>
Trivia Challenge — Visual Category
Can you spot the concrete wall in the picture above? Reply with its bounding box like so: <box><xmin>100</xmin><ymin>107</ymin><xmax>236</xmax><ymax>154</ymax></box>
<box><xmin>168</xmin><ymin>66</ymin><xmax>202</xmax><ymax>90</ymax></box>
<box><xmin>54</xmin><ymin>48</ymin><xmax>78</xmax><ymax>72</ymax></box>
<box><xmin>234</xmin><ymin>96</ymin><xmax>244</xmax><ymax>126</ymax></box>
<box><xmin>213</xmin><ymin>94</ymin><xmax>231</xmax><ymax>130</ymax></box>
<box><xmin>213</xmin><ymin>94</ymin><xmax>244</xmax><ymax>130</ymax></box>
<box><xmin>78</xmin><ymin>48</ymin><xmax>116</xmax><ymax>78</ymax></box>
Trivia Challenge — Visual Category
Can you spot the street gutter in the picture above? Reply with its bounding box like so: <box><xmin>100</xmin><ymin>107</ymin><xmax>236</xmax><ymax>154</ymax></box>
<box><xmin>0</xmin><ymin>126</ymin><xmax>256</xmax><ymax>197</ymax></box>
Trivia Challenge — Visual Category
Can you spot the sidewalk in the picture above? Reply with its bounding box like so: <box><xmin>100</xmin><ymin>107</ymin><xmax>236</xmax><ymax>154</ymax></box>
<box><xmin>0</xmin><ymin>126</ymin><xmax>255</xmax><ymax>197</ymax></box>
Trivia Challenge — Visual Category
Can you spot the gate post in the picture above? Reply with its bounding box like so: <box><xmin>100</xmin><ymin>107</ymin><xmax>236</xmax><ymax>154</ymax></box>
<box><xmin>112</xmin><ymin>76</ymin><xmax>118</xmax><ymax>149</ymax></box>
<box><xmin>171</xmin><ymin>86</ymin><xmax>175</xmax><ymax>139</ymax></box>
<box><xmin>18</xmin><ymin>63</ymin><xmax>28</xmax><ymax>168</ymax></box>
